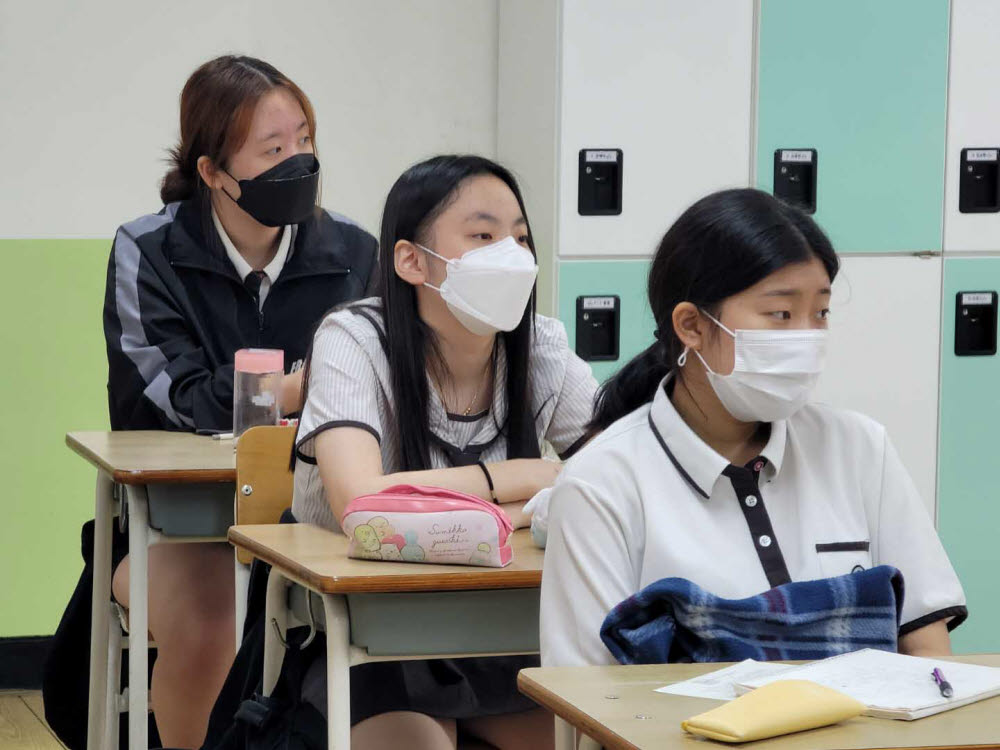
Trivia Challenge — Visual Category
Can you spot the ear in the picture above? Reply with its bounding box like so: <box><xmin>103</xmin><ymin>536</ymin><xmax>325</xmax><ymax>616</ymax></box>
<box><xmin>394</xmin><ymin>240</ymin><xmax>428</xmax><ymax>287</ymax></box>
<box><xmin>672</xmin><ymin>302</ymin><xmax>707</xmax><ymax>352</ymax></box>
<box><xmin>196</xmin><ymin>156</ymin><xmax>227</xmax><ymax>192</ymax></box>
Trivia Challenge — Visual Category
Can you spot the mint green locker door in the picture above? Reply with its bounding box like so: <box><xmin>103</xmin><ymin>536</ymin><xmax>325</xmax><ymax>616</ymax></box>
<box><xmin>756</xmin><ymin>0</ymin><xmax>950</xmax><ymax>253</ymax></box>
<box><xmin>939</xmin><ymin>258</ymin><xmax>1000</xmax><ymax>653</ymax></box>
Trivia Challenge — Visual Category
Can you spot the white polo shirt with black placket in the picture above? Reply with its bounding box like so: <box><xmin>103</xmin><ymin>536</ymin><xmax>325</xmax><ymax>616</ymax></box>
<box><xmin>540</xmin><ymin>376</ymin><xmax>967</xmax><ymax>667</ymax></box>
<box><xmin>212</xmin><ymin>208</ymin><xmax>293</xmax><ymax>311</ymax></box>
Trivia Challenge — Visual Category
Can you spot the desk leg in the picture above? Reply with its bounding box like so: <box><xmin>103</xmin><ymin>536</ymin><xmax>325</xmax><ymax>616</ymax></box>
<box><xmin>262</xmin><ymin>569</ymin><xmax>289</xmax><ymax>696</ymax></box>
<box><xmin>234</xmin><ymin>558</ymin><xmax>251</xmax><ymax>653</ymax></box>
<box><xmin>554</xmin><ymin>716</ymin><xmax>577</xmax><ymax>750</ymax></box>
<box><xmin>321</xmin><ymin>594</ymin><xmax>351</xmax><ymax>750</ymax></box>
<box><xmin>87</xmin><ymin>472</ymin><xmax>113</xmax><ymax>750</ymax></box>
<box><xmin>127</xmin><ymin>486</ymin><xmax>150</xmax><ymax>750</ymax></box>
<box><xmin>104</xmin><ymin>606</ymin><xmax>122</xmax><ymax>750</ymax></box>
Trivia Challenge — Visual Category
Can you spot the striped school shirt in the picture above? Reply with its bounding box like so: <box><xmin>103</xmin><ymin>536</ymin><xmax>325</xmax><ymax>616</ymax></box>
<box><xmin>292</xmin><ymin>299</ymin><xmax>599</xmax><ymax>531</ymax></box>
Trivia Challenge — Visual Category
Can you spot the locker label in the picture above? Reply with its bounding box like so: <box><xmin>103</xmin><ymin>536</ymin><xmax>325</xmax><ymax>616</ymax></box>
<box><xmin>967</xmin><ymin>149</ymin><xmax>998</xmax><ymax>162</ymax></box>
<box><xmin>582</xmin><ymin>296</ymin><xmax>617</xmax><ymax>310</ymax></box>
<box><xmin>585</xmin><ymin>150</ymin><xmax>619</xmax><ymax>163</ymax></box>
<box><xmin>962</xmin><ymin>293</ymin><xmax>993</xmax><ymax>305</ymax></box>
<box><xmin>781</xmin><ymin>150</ymin><xmax>813</xmax><ymax>163</ymax></box>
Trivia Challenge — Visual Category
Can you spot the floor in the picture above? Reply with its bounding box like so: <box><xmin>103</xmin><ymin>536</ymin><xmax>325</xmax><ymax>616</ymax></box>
<box><xmin>0</xmin><ymin>693</ymin><xmax>64</xmax><ymax>750</ymax></box>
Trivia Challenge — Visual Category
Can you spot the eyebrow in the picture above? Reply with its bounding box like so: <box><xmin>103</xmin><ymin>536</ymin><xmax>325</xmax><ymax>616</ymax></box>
<box><xmin>761</xmin><ymin>287</ymin><xmax>832</xmax><ymax>297</ymax></box>
<box><xmin>258</xmin><ymin>120</ymin><xmax>309</xmax><ymax>143</ymax></box>
<box><xmin>465</xmin><ymin>212</ymin><xmax>528</xmax><ymax>226</ymax></box>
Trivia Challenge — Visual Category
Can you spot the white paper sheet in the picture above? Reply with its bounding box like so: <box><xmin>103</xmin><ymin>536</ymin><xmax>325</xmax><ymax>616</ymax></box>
<box><xmin>736</xmin><ymin>649</ymin><xmax>1000</xmax><ymax>719</ymax></box>
<box><xmin>655</xmin><ymin>659</ymin><xmax>797</xmax><ymax>700</ymax></box>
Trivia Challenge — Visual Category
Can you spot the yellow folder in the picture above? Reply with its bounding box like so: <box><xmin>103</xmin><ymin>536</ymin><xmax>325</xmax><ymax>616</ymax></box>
<box><xmin>681</xmin><ymin>680</ymin><xmax>865</xmax><ymax>743</ymax></box>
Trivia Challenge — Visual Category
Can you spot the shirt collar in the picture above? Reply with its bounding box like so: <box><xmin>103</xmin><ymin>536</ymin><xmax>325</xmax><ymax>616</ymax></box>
<box><xmin>211</xmin><ymin>207</ymin><xmax>292</xmax><ymax>283</ymax></box>
<box><xmin>648</xmin><ymin>375</ymin><xmax>787</xmax><ymax>498</ymax></box>
<box><xmin>427</xmin><ymin>337</ymin><xmax>508</xmax><ymax>445</ymax></box>
<box><xmin>759</xmin><ymin>417</ymin><xmax>786</xmax><ymax>478</ymax></box>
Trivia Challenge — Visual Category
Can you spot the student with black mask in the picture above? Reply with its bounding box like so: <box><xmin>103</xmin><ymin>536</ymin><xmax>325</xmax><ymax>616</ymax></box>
<box><xmin>102</xmin><ymin>55</ymin><xmax>376</xmax><ymax>748</ymax></box>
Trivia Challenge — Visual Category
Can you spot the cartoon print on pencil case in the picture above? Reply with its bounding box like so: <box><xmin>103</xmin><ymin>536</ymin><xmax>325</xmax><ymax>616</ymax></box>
<box><xmin>380</xmin><ymin>543</ymin><xmax>403</xmax><ymax>561</ymax></box>
<box><xmin>469</xmin><ymin>542</ymin><xmax>492</xmax><ymax>566</ymax></box>
<box><xmin>353</xmin><ymin>524</ymin><xmax>383</xmax><ymax>560</ymax></box>
<box><xmin>379</xmin><ymin>533</ymin><xmax>406</xmax><ymax>561</ymax></box>
<box><xmin>368</xmin><ymin>516</ymin><xmax>395</xmax><ymax>541</ymax></box>
<box><xmin>400</xmin><ymin>531</ymin><xmax>426</xmax><ymax>562</ymax></box>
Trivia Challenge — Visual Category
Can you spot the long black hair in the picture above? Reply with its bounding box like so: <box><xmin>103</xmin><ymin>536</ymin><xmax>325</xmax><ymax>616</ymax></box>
<box><xmin>373</xmin><ymin>155</ymin><xmax>540</xmax><ymax>470</ymax></box>
<box><xmin>589</xmin><ymin>188</ymin><xmax>839</xmax><ymax>432</ymax></box>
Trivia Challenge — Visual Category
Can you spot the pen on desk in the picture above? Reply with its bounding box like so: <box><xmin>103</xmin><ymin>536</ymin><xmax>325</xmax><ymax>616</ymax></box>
<box><xmin>932</xmin><ymin>668</ymin><xmax>953</xmax><ymax>698</ymax></box>
<box><xmin>211</xmin><ymin>432</ymin><xmax>234</xmax><ymax>440</ymax></box>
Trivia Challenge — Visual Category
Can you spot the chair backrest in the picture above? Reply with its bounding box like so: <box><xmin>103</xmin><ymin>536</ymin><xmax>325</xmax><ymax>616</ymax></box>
<box><xmin>234</xmin><ymin>424</ymin><xmax>297</xmax><ymax>564</ymax></box>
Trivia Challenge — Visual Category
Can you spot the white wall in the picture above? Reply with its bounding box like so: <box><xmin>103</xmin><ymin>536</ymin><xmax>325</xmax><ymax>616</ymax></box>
<box><xmin>497</xmin><ymin>0</ymin><xmax>561</xmax><ymax>314</ymax></box>
<box><xmin>943</xmin><ymin>0</ymin><xmax>1000</xmax><ymax>253</ymax></box>
<box><xmin>812</xmin><ymin>255</ymin><xmax>942</xmax><ymax>518</ymax></box>
<box><xmin>0</xmin><ymin>0</ymin><xmax>498</xmax><ymax>239</ymax></box>
<box><xmin>556</xmin><ymin>0</ymin><xmax>755</xmax><ymax>258</ymax></box>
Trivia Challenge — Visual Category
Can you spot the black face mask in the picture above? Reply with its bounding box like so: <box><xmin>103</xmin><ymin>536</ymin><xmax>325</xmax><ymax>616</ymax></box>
<box><xmin>223</xmin><ymin>153</ymin><xmax>320</xmax><ymax>227</ymax></box>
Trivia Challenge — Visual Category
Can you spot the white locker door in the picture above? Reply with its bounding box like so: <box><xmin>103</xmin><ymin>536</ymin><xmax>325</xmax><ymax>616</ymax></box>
<box><xmin>943</xmin><ymin>0</ymin><xmax>1000</xmax><ymax>253</ymax></box>
<box><xmin>813</xmin><ymin>255</ymin><xmax>942</xmax><ymax>519</ymax></box>
<box><xmin>557</xmin><ymin>0</ymin><xmax>755</xmax><ymax>258</ymax></box>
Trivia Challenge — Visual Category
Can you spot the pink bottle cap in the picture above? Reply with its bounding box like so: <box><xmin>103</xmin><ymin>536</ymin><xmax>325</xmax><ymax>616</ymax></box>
<box><xmin>234</xmin><ymin>348</ymin><xmax>284</xmax><ymax>374</ymax></box>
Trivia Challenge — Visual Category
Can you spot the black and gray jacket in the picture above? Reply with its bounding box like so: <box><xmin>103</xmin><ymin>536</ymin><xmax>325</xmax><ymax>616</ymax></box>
<box><xmin>103</xmin><ymin>198</ymin><xmax>377</xmax><ymax>431</ymax></box>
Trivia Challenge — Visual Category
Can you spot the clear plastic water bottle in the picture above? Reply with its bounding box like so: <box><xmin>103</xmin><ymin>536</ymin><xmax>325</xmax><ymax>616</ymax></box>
<box><xmin>233</xmin><ymin>348</ymin><xmax>284</xmax><ymax>438</ymax></box>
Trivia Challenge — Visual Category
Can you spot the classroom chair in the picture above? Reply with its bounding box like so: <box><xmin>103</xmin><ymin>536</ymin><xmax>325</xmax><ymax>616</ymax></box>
<box><xmin>234</xmin><ymin>424</ymin><xmax>298</xmax><ymax>648</ymax></box>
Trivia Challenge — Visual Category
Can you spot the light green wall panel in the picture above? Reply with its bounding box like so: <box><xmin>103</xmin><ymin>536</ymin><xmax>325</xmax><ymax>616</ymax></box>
<box><xmin>939</xmin><ymin>257</ymin><xmax>1000</xmax><ymax>654</ymax></box>
<box><xmin>756</xmin><ymin>0</ymin><xmax>949</xmax><ymax>253</ymax></box>
<box><xmin>0</xmin><ymin>239</ymin><xmax>110</xmax><ymax>636</ymax></box>
<box><xmin>557</xmin><ymin>259</ymin><xmax>654</xmax><ymax>384</ymax></box>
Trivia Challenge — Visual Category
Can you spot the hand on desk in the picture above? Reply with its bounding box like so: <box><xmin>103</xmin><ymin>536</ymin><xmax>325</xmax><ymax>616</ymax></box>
<box><xmin>503</xmin><ymin>499</ymin><xmax>533</xmax><ymax>530</ymax></box>
<box><xmin>489</xmin><ymin>457</ymin><xmax>562</xmax><ymax>505</ymax></box>
<box><xmin>280</xmin><ymin>370</ymin><xmax>304</xmax><ymax>416</ymax></box>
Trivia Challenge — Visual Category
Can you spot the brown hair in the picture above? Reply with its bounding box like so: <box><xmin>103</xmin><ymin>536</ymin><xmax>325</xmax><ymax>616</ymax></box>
<box><xmin>160</xmin><ymin>55</ymin><xmax>317</xmax><ymax>204</ymax></box>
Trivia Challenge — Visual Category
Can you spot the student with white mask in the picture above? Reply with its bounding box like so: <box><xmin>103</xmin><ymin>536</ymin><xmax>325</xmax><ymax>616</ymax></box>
<box><xmin>292</xmin><ymin>155</ymin><xmax>597</xmax><ymax>749</ymax></box>
<box><xmin>540</xmin><ymin>188</ymin><xmax>966</xmax><ymax>668</ymax></box>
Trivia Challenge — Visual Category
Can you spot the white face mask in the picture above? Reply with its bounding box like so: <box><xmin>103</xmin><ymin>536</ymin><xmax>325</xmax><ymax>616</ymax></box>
<box><xmin>679</xmin><ymin>311</ymin><xmax>828</xmax><ymax>422</ymax></box>
<box><xmin>419</xmin><ymin>236</ymin><xmax>538</xmax><ymax>336</ymax></box>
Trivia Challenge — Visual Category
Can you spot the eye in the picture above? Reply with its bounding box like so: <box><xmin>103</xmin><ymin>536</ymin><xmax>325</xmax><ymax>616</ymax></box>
<box><xmin>517</xmin><ymin>234</ymin><xmax>530</xmax><ymax>245</ymax></box>
<box><xmin>267</xmin><ymin>146</ymin><xmax>281</xmax><ymax>156</ymax></box>
<box><xmin>473</xmin><ymin>233</ymin><xmax>493</xmax><ymax>241</ymax></box>
<box><xmin>300</xmin><ymin>135</ymin><xmax>312</xmax><ymax>145</ymax></box>
<box><xmin>817</xmin><ymin>309</ymin><xmax>831</xmax><ymax>320</ymax></box>
<box><xmin>768</xmin><ymin>311</ymin><xmax>792</xmax><ymax>321</ymax></box>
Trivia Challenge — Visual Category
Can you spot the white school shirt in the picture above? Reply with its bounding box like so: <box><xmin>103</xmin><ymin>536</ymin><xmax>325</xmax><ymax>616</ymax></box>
<box><xmin>212</xmin><ymin>208</ymin><xmax>292</xmax><ymax>310</ymax></box>
<box><xmin>291</xmin><ymin>301</ymin><xmax>599</xmax><ymax>531</ymax></box>
<box><xmin>540</xmin><ymin>376</ymin><xmax>967</xmax><ymax>667</ymax></box>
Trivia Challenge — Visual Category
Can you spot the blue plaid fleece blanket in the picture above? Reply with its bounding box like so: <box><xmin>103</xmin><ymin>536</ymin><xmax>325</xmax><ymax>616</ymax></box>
<box><xmin>600</xmin><ymin>566</ymin><xmax>904</xmax><ymax>664</ymax></box>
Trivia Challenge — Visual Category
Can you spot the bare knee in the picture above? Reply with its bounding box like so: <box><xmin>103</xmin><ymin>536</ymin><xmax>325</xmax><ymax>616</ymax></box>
<box><xmin>352</xmin><ymin>712</ymin><xmax>457</xmax><ymax>750</ymax></box>
<box><xmin>154</xmin><ymin>587</ymin><xmax>234</xmax><ymax>664</ymax></box>
<box><xmin>143</xmin><ymin>545</ymin><xmax>235</xmax><ymax>659</ymax></box>
<box><xmin>460</xmin><ymin>709</ymin><xmax>553</xmax><ymax>750</ymax></box>
<box><xmin>111</xmin><ymin>555</ymin><xmax>130</xmax><ymax>608</ymax></box>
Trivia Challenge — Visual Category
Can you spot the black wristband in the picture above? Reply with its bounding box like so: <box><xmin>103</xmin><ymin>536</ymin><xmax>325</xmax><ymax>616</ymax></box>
<box><xmin>477</xmin><ymin>460</ymin><xmax>498</xmax><ymax>503</ymax></box>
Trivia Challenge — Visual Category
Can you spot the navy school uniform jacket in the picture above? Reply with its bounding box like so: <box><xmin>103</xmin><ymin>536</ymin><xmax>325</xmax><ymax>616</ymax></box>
<box><xmin>104</xmin><ymin>198</ymin><xmax>377</xmax><ymax>431</ymax></box>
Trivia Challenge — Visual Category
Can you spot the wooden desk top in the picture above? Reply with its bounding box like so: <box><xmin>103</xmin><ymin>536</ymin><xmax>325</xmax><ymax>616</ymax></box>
<box><xmin>66</xmin><ymin>431</ymin><xmax>237</xmax><ymax>485</ymax></box>
<box><xmin>228</xmin><ymin>523</ymin><xmax>544</xmax><ymax>594</ymax></box>
<box><xmin>519</xmin><ymin>656</ymin><xmax>1000</xmax><ymax>750</ymax></box>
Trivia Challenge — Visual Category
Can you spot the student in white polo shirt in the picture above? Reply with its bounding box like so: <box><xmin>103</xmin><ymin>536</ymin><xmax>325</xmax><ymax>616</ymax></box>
<box><xmin>540</xmin><ymin>188</ymin><xmax>966</xmax><ymax>668</ymax></box>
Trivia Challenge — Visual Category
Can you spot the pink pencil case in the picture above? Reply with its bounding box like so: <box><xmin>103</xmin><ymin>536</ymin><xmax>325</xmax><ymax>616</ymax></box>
<box><xmin>341</xmin><ymin>485</ymin><xmax>514</xmax><ymax>567</ymax></box>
